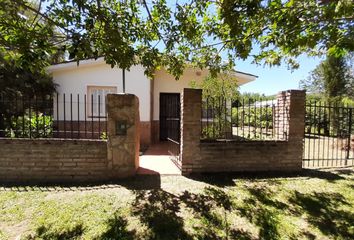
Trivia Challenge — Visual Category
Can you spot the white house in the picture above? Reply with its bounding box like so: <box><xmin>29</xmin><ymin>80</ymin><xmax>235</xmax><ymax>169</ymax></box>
<box><xmin>47</xmin><ymin>58</ymin><xmax>257</xmax><ymax>147</ymax></box>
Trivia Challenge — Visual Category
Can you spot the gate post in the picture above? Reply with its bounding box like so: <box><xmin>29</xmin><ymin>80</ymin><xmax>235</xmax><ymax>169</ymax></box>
<box><xmin>276</xmin><ymin>90</ymin><xmax>306</xmax><ymax>170</ymax></box>
<box><xmin>106</xmin><ymin>94</ymin><xmax>140</xmax><ymax>178</ymax></box>
<box><xmin>180</xmin><ymin>88</ymin><xmax>202</xmax><ymax>175</ymax></box>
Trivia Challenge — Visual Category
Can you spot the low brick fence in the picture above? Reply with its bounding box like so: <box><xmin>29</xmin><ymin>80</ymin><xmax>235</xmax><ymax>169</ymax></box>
<box><xmin>0</xmin><ymin>94</ymin><xmax>140</xmax><ymax>184</ymax></box>
<box><xmin>0</xmin><ymin>138</ymin><xmax>110</xmax><ymax>183</ymax></box>
<box><xmin>180</xmin><ymin>89</ymin><xmax>305</xmax><ymax>175</ymax></box>
<box><xmin>190</xmin><ymin>140</ymin><xmax>302</xmax><ymax>172</ymax></box>
<box><xmin>0</xmin><ymin>90</ymin><xmax>306</xmax><ymax>182</ymax></box>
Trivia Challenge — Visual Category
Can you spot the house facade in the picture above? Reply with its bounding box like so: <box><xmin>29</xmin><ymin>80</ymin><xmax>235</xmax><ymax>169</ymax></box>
<box><xmin>47</xmin><ymin>58</ymin><xmax>257</xmax><ymax>147</ymax></box>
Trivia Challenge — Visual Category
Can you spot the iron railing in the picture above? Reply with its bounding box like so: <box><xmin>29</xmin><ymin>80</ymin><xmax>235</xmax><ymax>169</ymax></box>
<box><xmin>303</xmin><ymin>101</ymin><xmax>354</xmax><ymax>168</ymax></box>
<box><xmin>201</xmin><ymin>96</ymin><xmax>288</xmax><ymax>141</ymax></box>
<box><xmin>0</xmin><ymin>93</ymin><xmax>107</xmax><ymax>139</ymax></box>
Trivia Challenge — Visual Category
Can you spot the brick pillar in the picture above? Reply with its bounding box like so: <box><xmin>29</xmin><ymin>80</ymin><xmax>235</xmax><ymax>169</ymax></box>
<box><xmin>106</xmin><ymin>94</ymin><xmax>140</xmax><ymax>178</ymax></box>
<box><xmin>180</xmin><ymin>88</ymin><xmax>202</xmax><ymax>175</ymax></box>
<box><xmin>275</xmin><ymin>90</ymin><xmax>306</xmax><ymax>170</ymax></box>
<box><xmin>287</xmin><ymin>90</ymin><xmax>306</xmax><ymax>170</ymax></box>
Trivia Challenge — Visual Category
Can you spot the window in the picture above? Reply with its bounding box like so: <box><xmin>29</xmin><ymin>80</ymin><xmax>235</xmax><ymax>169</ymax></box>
<box><xmin>87</xmin><ymin>86</ymin><xmax>117</xmax><ymax>117</ymax></box>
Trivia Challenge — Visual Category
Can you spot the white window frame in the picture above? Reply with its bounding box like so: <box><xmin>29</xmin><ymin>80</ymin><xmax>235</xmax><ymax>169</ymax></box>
<box><xmin>87</xmin><ymin>86</ymin><xmax>117</xmax><ymax>118</ymax></box>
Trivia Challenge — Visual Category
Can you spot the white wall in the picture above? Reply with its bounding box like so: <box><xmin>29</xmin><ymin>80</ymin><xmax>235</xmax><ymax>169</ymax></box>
<box><xmin>51</xmin><ymin>62</ymin><xmax>150</xmax><ymax>121</ymax></box>
<box><xmin>153</xmin><ymin>68</ymin><xmax>255</xmax><ymax>121</ymax></box>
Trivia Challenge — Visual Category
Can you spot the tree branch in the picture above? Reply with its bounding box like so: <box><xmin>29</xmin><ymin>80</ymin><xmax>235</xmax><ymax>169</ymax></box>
<box><xmin>142</xmin><ymin>0</ymin><xmax>168</xmax><ymax>48</ymax></box>
<box><xmin>12</xmin><ymin>0</ymin><xmax>76</xmax><ymax>36</ymax></box>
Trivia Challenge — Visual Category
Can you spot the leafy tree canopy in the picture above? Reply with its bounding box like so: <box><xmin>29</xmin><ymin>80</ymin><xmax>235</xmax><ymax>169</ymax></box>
<box><xmin>0</xmin><ymin>0</ymin><xmax>57</xmax><ymax>95</ymax></box>
<box><xmin>300</xmin><ymin>55</ymin><xmax>354</xmax><ymax>102</ymax></box>
<box><xmin>0</xmin><ymin>50</ymin><xmax>55</xmax><ymax>96</ymax></box>
<box><xmin>1</xmin><ymin>0</ymin><xmax>353</xmax><ymax>78</ymax></box>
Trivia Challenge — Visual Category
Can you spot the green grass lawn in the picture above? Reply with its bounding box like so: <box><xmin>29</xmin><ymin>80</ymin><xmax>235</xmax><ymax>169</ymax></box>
<box><xmin>0</xmin><ymin>168</ymin><xmax>353</xmax><ymax>240</ymax></box>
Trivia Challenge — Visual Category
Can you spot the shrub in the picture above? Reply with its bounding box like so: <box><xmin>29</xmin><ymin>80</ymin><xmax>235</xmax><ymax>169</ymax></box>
<box><xmin>5</xmin><ymin>113</ymin><xmax>53</xmax><ymax>138</ymax></box>
<box><xmin>232</xmin><ymin>107</ymin><xmax>273</xmax><ymax>129</ymax></box>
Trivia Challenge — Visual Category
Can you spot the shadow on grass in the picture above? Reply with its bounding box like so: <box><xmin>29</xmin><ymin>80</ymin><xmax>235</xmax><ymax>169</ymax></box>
<box><xmin>132</xmin><ymin>189</ymin><xmax>192</xmax><ymax>240</ymax></box>
<box><xmin>26</xmin><ymin>213</ymin><xmax>135</xmax><ymax>240</ymax></box>
<box><xmin>26</xmin><ymin>224</ymin><xmax>84</xmax><ymax>240</ymax></box>
<box><xmin>187</xmin><ymin>168</ymin><xmax>347</xmax><ymax>187</ymax></box>
<box><xmin>98</xmin><ymin>213</ymin><xmax>135</xmax><ymax>240</ymax></box>
<box><xmin>237</xmin><ymin>181</ymin><xmax>354</xmax><ymax>240</ymax></box>
<box><xmin>244</xmin><ymin>186</ymin><xmax>288</xmax><ymax>212</ymax></box>
<box><xmin>333</xmin><ymin>168</ymin><xmax>354</xmax><ymax>176</ymax></box>
<box><xmin>132</xmin><ymin>187</ymin><xmax>255</xmax><ymax>240</ymax></box>
<box><xmin>0</xmin><ymin>175</ymin><xmax>162</xmax><ymax>192</ymax></box>
<box><xmin>1</xmin><ymin>168</ymin><xmax>351</xmax><ymax>192</ymax></box>
<box><xmin>180</xmin><ymin>187</ymin><xmax>238</xmax><ymax>240</ymax></box>
<box><xmin>289</xmin><ymin>191</ymin><xmax>354</xmax><ymax>239</ymax></box>
<box><xmin>236</xmin><ymin>185</ymin><xmax>284</xmax><ymax>240</ymax></box>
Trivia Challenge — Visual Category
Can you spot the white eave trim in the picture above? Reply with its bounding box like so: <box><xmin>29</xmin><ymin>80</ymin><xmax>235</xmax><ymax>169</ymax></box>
<box><xmin>47</xmin><ymin>58</ymin><xmax>258</xmax><ymax>85</ymax></box>
<box><xmin>234</xmin><ymin>72</ymin><xmax>257</xmax><ymax>83</ymax></box>
<box><xmin>47</xmin><ymin>57</ymin><xmax>106</xmax><ymax>73</ymax></box>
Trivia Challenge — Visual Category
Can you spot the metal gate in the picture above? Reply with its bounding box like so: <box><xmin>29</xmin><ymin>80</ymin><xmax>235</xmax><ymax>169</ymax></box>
<box><xmin>159</xmin><ymin>93</ymin><xmax>181</xmax><ymax>168</ymax></box>
<box><xmin>303</xmin><ymin>102</ymin><xmax>353</xmax><ymax>168</ymax></box>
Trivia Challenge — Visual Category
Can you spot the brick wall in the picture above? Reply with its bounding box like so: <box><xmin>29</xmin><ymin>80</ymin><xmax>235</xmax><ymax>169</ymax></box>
<box><xmin>140</xmin><ymin>121</ymin><xmax>151</xmax><ymax>148</ymax></box>
<box><xmin>181</xmin><ymin>88</ymin><xmax>306</xmax><ymax>175</ymax></box>
<box><xmin>151</xmin><ymin>120</ymin><xmax>160</xmax><ymax>143</ymax></box>
<box><xmin>0</xmin><ymin>138</ymin><xmax>110</xmax><ymax>183</ymax></box>
<box><xmin>193</xmin><ymin>141</ymin><xmax>299</xmax><ymax>172</ymax></box>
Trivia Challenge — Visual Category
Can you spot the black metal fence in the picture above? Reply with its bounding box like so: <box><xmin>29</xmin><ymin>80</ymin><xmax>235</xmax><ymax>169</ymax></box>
<box><xmin>201</xmin><ymin>96</ymin><xmax>288</xmax><ymax>141</ymax></box>
<box><xmin>303</xmin><ymin>101</ymin><xmax>354</xmax><ymax>168</ymax></box>
<box><xmin>0</xmin><ymin>93</ymin><xmax>107</xmax><ymax>139</ymax></box>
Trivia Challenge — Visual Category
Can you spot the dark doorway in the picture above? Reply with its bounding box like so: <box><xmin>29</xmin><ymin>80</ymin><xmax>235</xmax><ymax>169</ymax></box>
<box><xmin>159</xmin><ymin>93</ymin><xmax>180</xmax><ymax>141</ymax></box>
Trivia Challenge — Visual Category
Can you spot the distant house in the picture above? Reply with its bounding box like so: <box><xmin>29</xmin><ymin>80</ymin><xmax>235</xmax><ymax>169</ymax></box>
<box><xmin>47</xmin><ymin>58</ymin><xmax>257</xmax><ymax>147</ymax></box>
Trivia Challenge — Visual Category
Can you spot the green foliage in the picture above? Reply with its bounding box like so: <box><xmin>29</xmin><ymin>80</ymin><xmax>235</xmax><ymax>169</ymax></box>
<box><xmin>239</xmin><ymin>92</ymin><xmax>276</xmax><ymax>103</ymax></box>
<box><xmin>195</xmin><ymin>74</ymin><xmax>277</xmax><ymax>140</ymax></box>
<box><xmin>0</xmin><ymin>51</ymin><xmax>56</xmax><ymax>96</ymax></box>
<box><xmin>1</xmin><ymin>0</ymin><xmax>353</xmax><ymax>79</ymax></box>
<box><xmin>0</xmin><ymin>93</ymin><xmax>54</xmax><ymax>137</ymax></box>
<box><xmin>193</xmin><ymin>73</ymin><xmax>239</xmax><ymax>139</ymax></box>
<box><xmin>232</xmin><ymin>107</ymin><xmax>273</xmax><ymax>129</ymax></box>
<box><xmin>202</xmin><ymin>120</ymin><xmax>232</xmax><ymax>140</ymax></box>
<box><xmin>304</xmin><ymin>103</ymin><xmax>330</xmax><ymax>136</ymax></box>
<box><xmin>100</xmin><ymin>131</ymin><xmax>107</xmax><ymax>140</ymax></box>
<box><xmin>342</xmin><ymin>96</ymin><xmax>354</xmax><ymax>107</ymax></box>
<box><xmin>5</xmin><ymin>113</ymin><xmax>53</xmax><ymax>138</ymax></box>
<box><xmin>300</xmin><ymin>55</ymin><xmax>353</xmax><ymax>101</ymax></box>
<box><xmin>0</xmin><ymin>0</ymin><xmax>64</xmax><ymax>72</ymax></box>
<box><xmin>304</xmin><ymin>100</ymin><xmax>353</xmax><ymax>137</ymax></box>
<box><xmin>322</xmin><ymin>56</ymin><xmax>350</xmax><ymax>99</ymax></box>
<box><xmin>306</xmin><ymin>93</ymin><xmax>323</xmax><ymax>103</ymax></box>
<box><xmin>0</xmin><ymin>0</ymin><xmax>57</xmax><ymax>139</ymax></box>
<box><xmin>301</xmin><ymin>55</ymin><xmax>353</xmax><ymax>135</ymax></box>
<box><xmin>191</xmin><ymin>72</ymin><xmax>240</xmax><ymax>100</ymax></box>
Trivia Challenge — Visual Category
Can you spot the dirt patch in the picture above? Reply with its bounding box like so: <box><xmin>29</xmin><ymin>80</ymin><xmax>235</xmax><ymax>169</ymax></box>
<box><xmin>0</xmin><ymin>220</ymin><xmax>29</xmax><ymax>240</ymax></box>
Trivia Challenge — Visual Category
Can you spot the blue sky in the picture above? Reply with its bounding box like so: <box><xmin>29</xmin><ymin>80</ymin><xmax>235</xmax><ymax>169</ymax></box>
<box><xmin>237</xmin><ymin>55</ymin><xmax>323</xmax><ymax>95</ymax></box>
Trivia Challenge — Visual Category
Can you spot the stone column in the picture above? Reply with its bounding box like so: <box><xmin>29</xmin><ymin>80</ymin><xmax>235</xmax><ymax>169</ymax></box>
<box><xmin>180</xmin><ymin>88</ymin><xmax>202</xmax><ymax>175</ymax></box>
<box><xmin>106</xmin><ymin>94</ymin><xmax>140</xmax><ymax>178</ymax></box>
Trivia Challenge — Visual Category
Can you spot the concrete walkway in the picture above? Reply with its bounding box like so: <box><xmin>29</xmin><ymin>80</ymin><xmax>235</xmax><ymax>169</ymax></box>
<box><xmin>137</xmin><ymin>142</ymin><xmax>181</xmax><ymax>175</ymax></box>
